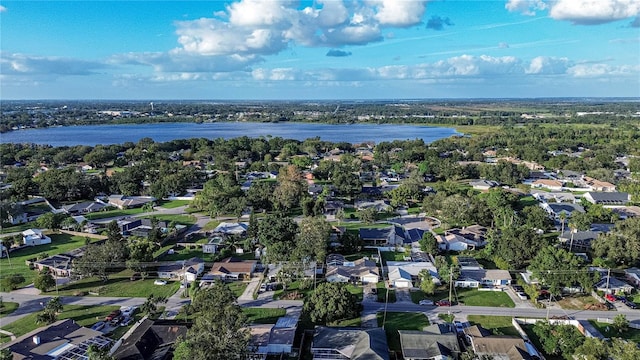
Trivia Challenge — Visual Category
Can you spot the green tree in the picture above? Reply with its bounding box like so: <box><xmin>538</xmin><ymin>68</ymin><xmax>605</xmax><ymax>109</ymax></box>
<box><xmin>256</xmin><ymin>214</ymin><xmax>297</xmax><ymax>262</ymax></box>
<box><xmin>36</xmin><ymin>213</ymin><xmax>67</xmax><ymax>231</ymax></box>
<box><xmin>303</xmin><ymin>282</ymin><xmax>360</xmax><ymax>324</ymax></box>
<box><xmin>140</xmin><ymin>294</ymin><xmax>168</xmax><ymax>317</ymax></box>
<box><xmin>273</xmin><ymin>165</ymin><xmax>306</xmax><ymax>211</ymax></box>
<box><xmin>34</xmin><ymin>268</ymin><xmax>56</xmax><ymax>292</ymax></box>
<box><xmin>294</xmin><ymin>216</ymin><xmax>331</xmax><ymax>263</ymax></box>
<box><xmin>532</xmin><ymin>321</ymin><xmax>585</xmax><ymax>360</ymax></box>
<box><xmin>529</xmin><ymin>246</ymin><xmax>598</xmax><ymax>296</ymax></box>
<box><xmin>173</xmin><ymin>282</ymin><xmax>250</xmax><ymax>360</ymax></box>
<box><xmin>419</xmin><ymin>269</ymin><xmax>436</xmax><ymax>295</ymax></box>
<box><xmin>573</xmin><ymin>337</ymin><xmax>608</xmax><ymax>360</ymax></box>
<box><xmin>87</xmin><ymin>344</ymin><xmax>115</xmax><ymax>360</ymax></box>
<box><xmin>0</xmin><ymin>348</ymin><xmax>12</xmax><ymax>360</ymax></box>
<box><xmin>358</xmin><ymin>207</ymin><xmax>377</xmax><ymax>224</ymax></box>
<box><xmin>612</xmin><ymin>314</ymin><xmax>629</xmax><ymax>334</ymax></box>
<box><xmin>608</xmin><ymin>338</ymin><xmax>640</xmax><ymax>360</ymax></box>
<box><xmin>419</xmin><ymin>231</ymin><xmax>438</xmax><ymax>254</ymax></box>
<box><xmin>1</xmin><ymin>273</ymin><xmax>25</xmax><ymax>291</ymax></box>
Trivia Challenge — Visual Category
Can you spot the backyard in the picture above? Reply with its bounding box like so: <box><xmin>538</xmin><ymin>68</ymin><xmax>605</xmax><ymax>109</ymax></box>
<box><xmin>243</xmin><ymin>307</ymin><xmax>286</xmax><ymax>324</ymax></box>
<box><xmin>412</xmin><ymin>287</ymin><xmax>515</xmax><ymax>307</ymax></box>
<box><xmin>466</xmin><ymin>315</ymin><xmax>520</xmax><ymax>336</ymax></box>
<box><xmin>589</xmin><ymin>320</ymin><xmax>640</xmax><ymax>343</ymax></box>
<box><xmin>0</xmin><ymin>233</ymin><xmax>101</xmax><ymax>288</ymax></box>
<box><xmin>53</xmin><ymin>270</ymin><xmax>180</xmax><ymax>298</ymax></box>
<box><xmin>377</xmin><ymin>312</ymin><xmax>430</xmax><ymax>353</ymax></box>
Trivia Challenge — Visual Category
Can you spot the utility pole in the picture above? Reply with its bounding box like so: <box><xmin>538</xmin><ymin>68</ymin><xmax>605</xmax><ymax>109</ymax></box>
<box><xmin>606</xmin><ymin>268</ymin><xmax>611</xmax><ymax>294</ymax></box>
<box><xmin>53</xmin><ymin>260</ymin><xmax>59</xmax><ymax>295</ymax></box>
<box><xmin>449</xmin><ymin>265</ymin><xmax>453</xmax><ymax>305</ymax></box>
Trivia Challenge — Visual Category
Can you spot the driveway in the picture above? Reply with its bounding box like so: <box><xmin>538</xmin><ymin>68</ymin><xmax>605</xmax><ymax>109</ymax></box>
<box><xmin>238</xmin><ymin>277</ymin><xmax>261</xmax><ymax>301</ymax></box>
<box><xmin>395</xmin><ymin>288</ymin><xmax>412</xmax><ymax>303</ymax></box>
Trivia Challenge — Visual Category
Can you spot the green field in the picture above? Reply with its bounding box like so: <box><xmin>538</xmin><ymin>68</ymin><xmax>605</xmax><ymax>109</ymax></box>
<box><xmin>243</xmin><ymin>307</ymin><xmax>286</xmax><ymax>324</ymax></box>
<box><xmin>0</xmin><ymin>302</ymin><xmax>19</xmax><ymax>318</ymax></box>
<box><xmin>227</xmin><ymin>281</ymin><xmax>249</xmax><ymax>298</ymax></box>
<box><xmin>158</xmin><ymin>200</ymin><xmax>192</xmax><ymax>209</ymax></box>
<box><xmin>467</xmin><ymin>315</ymin><xmax>520</xmax><ymax>336</ymax></box>
<box><xmin>455</xmin><ymin>288</ymin><xmax>515</xmax><ymax>308</ymax></box>
<box><xmin>0</xmin><ymin>222</ymin><xmax>37</xmax><ymax>234</ymax></box>
<box><xmin>0</xmin><ymin>234</ymin><xmax>100</xmax><ymax>288</ymax></box>
<box><xmin>0</xmin><ymin>304</ymin><xmax>119</xmax><ymax>343</ymax></box>
<box><xmin>589</xmin><ymin>320</ymin><xmax>640</xmax><ymax>343</ymax></box>
<box><xmin>377</xmin><ymin>312</ymin><xmax>429</xmax><ymax>353</ymax></box>
<box><xmin>53</xmin><ymin>270</ymin><xmax>180</xmax><ymax>298</ymax></box>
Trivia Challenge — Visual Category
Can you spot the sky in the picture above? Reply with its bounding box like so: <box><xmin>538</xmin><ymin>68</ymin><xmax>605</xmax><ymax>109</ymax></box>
<box><xmin>1</xmin><ymin>0</ymin><xmax>639</xmax><ymax>100</ymax></box>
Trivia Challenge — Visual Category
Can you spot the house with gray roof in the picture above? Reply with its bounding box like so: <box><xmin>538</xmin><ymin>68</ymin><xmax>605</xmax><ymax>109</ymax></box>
<box><xmin>583</xmin><ymin>192</ymin><xmax>630</xmax><ymax>205</ymax></box>
<box><xmin>558</xmin><ymin>230</ymin><xmax>600</xmax><ymax>252</ymax></box>
<box><xmin>311</xmin><ymin>327</ymin><xmax>389</xmax><ymax>360</ymax></box>
<box><xmin>540</xmin><ymin>202</ymin><xmax>585</xmax><ymax>220</ymax></box>
<box><xmin>399</xmin><ymin>325</ymin><xmax>460</xmax><ymax>360</ymax></box>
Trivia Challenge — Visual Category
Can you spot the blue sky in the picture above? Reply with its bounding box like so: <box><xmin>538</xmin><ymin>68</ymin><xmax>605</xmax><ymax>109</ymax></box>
<box><xmin>1</xmin><ymin>0</ymin><xmax>639</xmax><ymax>100</ymax></box>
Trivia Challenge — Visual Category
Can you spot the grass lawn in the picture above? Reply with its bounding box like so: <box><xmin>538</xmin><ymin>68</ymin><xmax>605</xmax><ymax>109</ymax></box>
<box><xmin>343</xmin><ymin>249</ymin><xmax>378</xmax><ymax>262</ymax></box>
<box><xmin>589</xmin><ymin>321</ymin><xmax>640</xmax><ymax>343</ymax></box>
<box><xmin>345</xmin><ymin>284</ymin><xmax>364</xmax><ymax>301</ymax></box>
<box><xmin>517</xmin><ymin>195</ymin><xmax>539</xmax><ymax>210</ymax></box>
<box><xmin>243</xmin><ymin>307</ymin><xmax>286</xmax><ymax>324</ymax></box>
<box><xmin>0</xmin><ymin>221</ymin><xmax>37</xmax><ymax>234</ymax></box>
<box><xmin>377</xmin><ymin>312</ymin><xmax>429</xmax><ymax>353</ymax></box>
<box><xmin>376</xmin><ymin>282</ymin><xmax>396</xmax><ymax>303</ymax></box>
<box><xmin>0</xmin><ymin>234</ymin><xmax>100</xmax><ymax>288</ymax></box>
<box><xmin>85</xmin><ymin>207</ymin><xmax>146</xmax><ymax>220</ymax></box>
<box><xmin>331</xmin><ymin>317</ymin><xmax>362</xmax><ymax>327</ymax></box>
<box><xmin>140</xmin><ymin>214</ymin><xmax>196</xmax><ymax>225</ymax></box>
<box><xmin>157</xmin><ymin>247</ymin><xmax>215</xmax><ymax>262</ymax></box>
<box><xmin>380</xmin><ymin>251</ymin><xmax>409</xmax><ymax>263</ymax></box>
<box><xmin>456</xmin><ymin>288</ymin><xmax>515</xmax><ymax>308</ymax></box>
<box><xmin>202</xmin><ymin>220</ymin><xmax>222</xmax><ymax>232</ymax></box>
<box><xmin>228</xmin><ymin>281</ymin><xmax>249</xmax><ymax>298</ymax></box>
<box><xmin>0</xmin><ymin>302</ymin><xmax>19</xmax><ymax>318</ymax></box>
<box><xmin>273</xmin><ymin>280</ymin><xmax>314</xmax><ymax>300</ymax></box>
<box><xmin>410</xmin><ymin>290</ymin><xmax>429</xmax><ymax>303</ymax></box>
<box><xmin>341</xmin><ymin>221</ymin><xmax>391</xmax><ymax>233</ymax></box>
<box><xmin>467</xmin><ymin>315</ymin><xmax>520</xmax><ymax>336</ymax></box>
<box><xmin>158</xmin><ymin>200</ymin><xmax>192</xmax><ymax>209</ymax></box>
<box><xmin>53</xmin><ymin>270</ymin><xmax>180</xmax><ymax>298</ymax></box>
<box><xmin>1</xmin><ymin>304</ymin><xmax>119</xmax><ymax>342</ymax></box>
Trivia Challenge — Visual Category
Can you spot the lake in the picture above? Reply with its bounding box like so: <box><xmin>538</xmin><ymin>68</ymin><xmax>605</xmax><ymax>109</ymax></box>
<box><xmin>1</xmin><ymin>122</ymin><xmax>460</xmax><ymax>146</ymax></box>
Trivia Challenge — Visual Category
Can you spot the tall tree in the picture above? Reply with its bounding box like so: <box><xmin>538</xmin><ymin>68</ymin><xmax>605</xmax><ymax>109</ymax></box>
<box><xmin>303</xmin><ymin>282</ymin><xmax>360</xmax><ymax>324</ymax></box>
<box><xmin>294</xmin><ymin>216</ymin><xmax>331</xmax><ymax>263</ymax></box>
<box><xmin>34</xmin><ymin>268</ymin><xmax>56</xmax><ymax>292</ymax></box>
<box><xmin>419</xmin><ymin>269</ymin><xmax>436</xmax><ymax>295</ymax></box>
<box><xmin>173</xmin><ymin>282</ymin><xmax>250</xmax><ymax>360</ymax></box>
<box><xmin>419</xmin><ymin>231</ymin><xmax>438</xmax><ymax>254</ymax></box>
<box><xmin>529</xmin><ymin>246</ymin><xmax>598</xmax><ymax>296</ymax></box>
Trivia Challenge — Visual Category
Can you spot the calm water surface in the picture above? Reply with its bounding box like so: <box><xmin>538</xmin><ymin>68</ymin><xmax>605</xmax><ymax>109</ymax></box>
<box><xmin>1</xmin><ymin>122</ymin><xmax>459</xmax><ymax>146</ymax></box>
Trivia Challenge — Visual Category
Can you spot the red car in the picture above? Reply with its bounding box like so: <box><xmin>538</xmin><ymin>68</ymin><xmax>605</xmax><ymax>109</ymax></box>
<box><xmin>605</xmin><ymin>293</ymin><xmax>616</xmax><ymax>302</ymax></box>
<box><xmin>105</xmin><ymin>310</ymin><xmax>121</xmax><ymax>321</ymax></box>
<box><xmin>436</xmin><ymin>300</ymin><xmax>451</xmax><ymax>306</ymax></box>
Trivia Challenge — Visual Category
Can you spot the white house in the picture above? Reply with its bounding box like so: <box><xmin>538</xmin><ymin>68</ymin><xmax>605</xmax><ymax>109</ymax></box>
<box><xmin>22</xmin><ymin>229</ymin><xmax>51</xmax><ymax>246</ymax></box>
<box><xmin>157</xmin><ymin>257</ymin><xmax>205</xmax><ymax>283</ymax></box>
<box><xmin>388</xmin><ymin>268</ymin><xmax>414</xmax><ymax>288</ymax></box>
<box><xmin>437</xmin><ymin>234</ymin><xmax>471</xmax><ymax>252</ymax></box>
<box><xmin>387</xmin><ymin>261</ymin><xmax>440</xmax><ymax>288</ymax></box>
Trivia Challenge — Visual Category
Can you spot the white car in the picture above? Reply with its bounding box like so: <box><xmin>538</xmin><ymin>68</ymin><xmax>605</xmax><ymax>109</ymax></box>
<box><xmin>419</xmin><ymin>299</ymin><xmax>434</xmax><ymax>305</ymax></box>
<box><xmin>154</xmin><ymin>280</ymin><xmax>167</xmax><ymax>285</ymax></box>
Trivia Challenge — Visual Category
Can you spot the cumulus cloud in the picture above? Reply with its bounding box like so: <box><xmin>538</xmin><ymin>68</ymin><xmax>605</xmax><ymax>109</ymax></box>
<box><xmin>1</xmin><ymin>53</ymin><xmax>105</xmax><ymax>75</ymax></box>
<box><xmin>370</xmin><ymin>0</ymin><xmax>427</xmax><ymax>27</ymax></box>
<box><xmin>0</xmin><ymin>5</ymin><xmax>7</xmax><ymax>12</ymax></box>
<box><xmin>426</xmin><ymin>15</ymin><xmax>454</xmax><ymax>30</ymax></box>
<box><xmin>506</xmin><ymin>0</ymin><xmax>640</xmax><ymax>25</ymax></box>
<box><xmin>326</xmin><ymin>49</ymin><xmax>352</xmax><ymax>57</ymax></box>
<box><xmin>505</xmin><ymin>0</ymin><xmax>547</xmax><ymax>16</ymax></box>
<box><xmin>526</xmin><ymin>56</ymin><xmax>572</xmax><ymax>74</ymax></box>
<box><xmin>109</xmin><ymin>52</ymin><xmax>257</xmax><ymax>73</ymax></box>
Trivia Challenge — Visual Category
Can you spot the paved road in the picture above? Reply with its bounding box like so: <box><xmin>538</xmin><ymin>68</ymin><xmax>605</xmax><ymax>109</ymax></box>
<box><xmin>363</xmin><ymin>301</ymin><xmax>640</xmax><ymax>323</ymax></box>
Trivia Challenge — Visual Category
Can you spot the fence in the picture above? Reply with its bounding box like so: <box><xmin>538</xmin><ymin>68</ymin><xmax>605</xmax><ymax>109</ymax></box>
<box><xmin>596</xmin><ymin>318</ymin><xmax>640</xmax><ymax>330</ymax></box>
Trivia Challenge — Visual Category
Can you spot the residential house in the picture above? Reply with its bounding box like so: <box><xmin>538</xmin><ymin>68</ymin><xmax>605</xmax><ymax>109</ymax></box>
<box><xmin>157</xmin><ymin>257</ymin><xmax>205</xmax><ymax>283</ymax></box>
<box><xmin>61</xmin><ymin>201</ymin><xmax>106</xmax><ymax>215</ymax></box>
<box><xmin>436</xmin><ymin>233</ymin><xmax>472</xmax><ymax>252</ymax></box>
<box><xmin>611</xmin><ymin>206</ymin><xmax>640</xmax><ymax>219</ymax></box>
<box><xmin>581</xmin><ymin>176</ymin><xmax>616</xmax><ymax>192</ymax></box>
<box><xmin>387</xmin><ymin>262</ymin><xmax>440</xmax><ymax>288</ymax></box>
<box><xmin>326</xmin><ymin>259</ymin><xmax>380</xmax><ymax>284</ymax></box>
<box><xmin>445</xmin><ymin>225</ymin><xmax>487</xmax><ymax>248</ymax></box>
<box><xmin>202</xmin><ymin>257</ymin><xmax>257</xmax><ymax>283</ymax></box>
<box><xmin>463</xmin><ymin>325</ymin><xmax>538</xmax><ymax>360</ymax></box>
<box><xmin>119</xmin><ymin>218</ymin><xmax>169</xmax><ymax>238</ymax></box>
<box><xmin>112</xmin><ymin>319</ymin><xmax>190</xmax><ymax>360</ymax></box>
<box><xmin>324</xmin><ymin>200</ymin><xmax>344</xmax><ymax>220</ymax></box>
<box><xmin>7</xmin><ymin>197</ymin><xmax>52</xmax><ymax>224</ymax></box>
<box><xmin>530</xmin><ymin>190</ymin><xmax>576</xmax><ymax>203</ymax></box>
<box><xmin>399</xmin><ymin>324</ymin><xmax>461</xmax><ymax>360</ymax></box>
<box><xmin>455</xmin><ymin>269</ymin><xmax>512</xmax><ymax>288</ymax></box>
<box><xmin>107</xmin><ymin>195</ymin><xmax>156</xmax><ymax>209</ymax></box>
<box><xmin>202</xmin><ymin>236</ymin><xmax>225</xmax><ymax>254</ymax></box>
<box><xmin>310</xmin><ymin>327</ymin><xmax>389</xmax><ymax>360</ymax></box>
<box><xmin>531</xmin><ymin>179</ymin><xmax>563</xmax><ymax>191</ymax></box>
<box><xmin>595</xmin><ymin>276</ymin><xmax>634</xmax><ymax>294</ymax></box>
<box><xmin>469</xmin><ymin>180</ymin><xmax>500</xmax><ymax>191</ymax></box>
<box><xmin>359</xmin><ymin>227</ymin><xmax>398</xmax><ymax>246</ymax></box>
<box><xmin>249</xmin><ymin>316</ymin><xmax>299</xmax><ymax>358</ymax></box>
<box><xmin>540</xmin><ymin>202</ymin><xmax>585</xmax><ymax>220</ymax></box>
<box><xmin>558</xmin><ymin>231</ymin><xmax>600</xmax><ymax>252</ymax></box>
<box><xmin>22</xmin><ymin>229</ymin><xmax>51</xmax><ymax>246</ymax></box>
<box><xmin>624</xmin><ymin>268</ymin><xmax>640</xmax><ymax>288</ymax></box>
<box><xmin>1</xmin><ymin>319</ymin><xmax>112</xmax><ymax>360</ymax></box>
<box><xmin>213</xmin><ymin>222</ymin><xmax>249</xmax><ymax>236</ymax></box>
<box><xmin>34</xmin><ymin>254</ymin><xmax>75</xmax><ymax>278</ymax></box>
<box><xmin>354</xmin><ymin>200</ymin><xmax>391</xmax><ymax>212</ymax></box>
<box><xmin>555</xmin><ymin>170</ymin><xmax>583</xmax><ymax>182</ymax></box>
<box><xmin>583</xmin><ymin>192</ymin><xmax>630</xmax><ymax>206</ymax></box>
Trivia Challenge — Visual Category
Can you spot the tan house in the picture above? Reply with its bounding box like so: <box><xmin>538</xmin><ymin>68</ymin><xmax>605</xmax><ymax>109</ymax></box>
<box><xmin>201</xmin><ymin>257</ymin><xmax>257</xmax><ymax>283</ymax></box>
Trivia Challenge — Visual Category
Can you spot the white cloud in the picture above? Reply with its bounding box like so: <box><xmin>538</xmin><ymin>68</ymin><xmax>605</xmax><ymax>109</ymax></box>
<box><xmin>568</xmin><ymin>63</ymin><xmax>640</xmax><ymax>77</ymax></box>
<box><xmin>506</xmin><ymin>0</ymin><xmax>640</xmax><ymax>25</ymax></box>
<box><xmin>1</xmin><ymin>53</ymin><xmax>105</xmax><ymax>75</ymax></box>
<box><xmin>505</xmin><ymin>0</ymin><xmax>547</xmax><ymax>16</ymax></box>
<box><xmin>550</xmin><ymin>0</ymin><xmax>640</xmax><ymax>24</ymax></box>
<box><xmin>0</xmin><ymin>5</ymin><xmax>7</xmax><ymax>12</ymax></box>
<box><xmin>369</xmin><ymin>0</ymin><xmax>427</xmax><ymax>27</ymax></box>
<box><xmin>526</xmin><ymin>56</ymin><xmax>571</xmax><ymax>74</ymax></box>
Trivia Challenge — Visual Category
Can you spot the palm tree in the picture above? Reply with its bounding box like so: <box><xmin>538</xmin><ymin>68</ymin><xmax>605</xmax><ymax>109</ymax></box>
<box><xmin>559</xmin><ymin>212</ymin><xmax>567</xmax><ymax>236</ymax></box>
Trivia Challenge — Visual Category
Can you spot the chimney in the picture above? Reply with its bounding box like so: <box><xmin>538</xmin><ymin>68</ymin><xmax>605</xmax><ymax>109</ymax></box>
<box><xmin>33</xmin><ymin>336</ymin><xmax>41</xmax><ymax>345</ymax></box>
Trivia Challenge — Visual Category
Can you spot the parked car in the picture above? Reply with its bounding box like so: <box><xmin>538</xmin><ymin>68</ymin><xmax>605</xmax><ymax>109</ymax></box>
<box><xmin>605</xmin><ymin>293</ymin><xmax>617</xmax><ymax>302</ymax></box>
<box><xmin>454</xmin><ymin>321</ymin><xmax>464</xmax><ymax>333</ymax></box>
<box><xmin>419</xmin><ymin>299</ymin><xmax>434</xmax><ymax>306</ymax></box>
<box><xmin>109</xmin><ymin>316</ymin><xmax>122</xmax><ymax>326</ymax></box>
<box><xmin>120</xmin><ymin>306</ymin><xmax>136</xmax><ymax>318</ymax></box>
<box><xmin>154</xmin><ymin>280</ymin><xmax>167</xmax><ymax>286</ymax></box>
<box><xmin>91</xmin><ymin>321</ymin><xmax>106</xmax><ymax>331</ymax></box>
<box><xmin>105</xmin><ymin>310</ymin><xmax>121</xmax><ymax>322</ymax></box>
<box><xmin>517</xmin><ymin>292</ymin><xmax>529</xmax><ymax>300</ymax></box>
<box><xmin>436</xmin><ymin>300</ymin><xmax>451</xmax><ymax>306</ymax></box>
<box><xmin>604</xmin><ymin>301</ymin><xmax>615</xmax><ymax>310</ymax></box>
<box><xmin>512</xmin><ymin>285</ymin><xmax>524</xmax><ymax>292</ymax></box>
<box><xmin>259</xmin><ymin>284</ymin><xmax>267</xmax><ymax>292</ymax></box>
<box><xmin>121</xmin><ymin>317</ymin><xmax>133</xmax><ymax>327</ymax></box>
